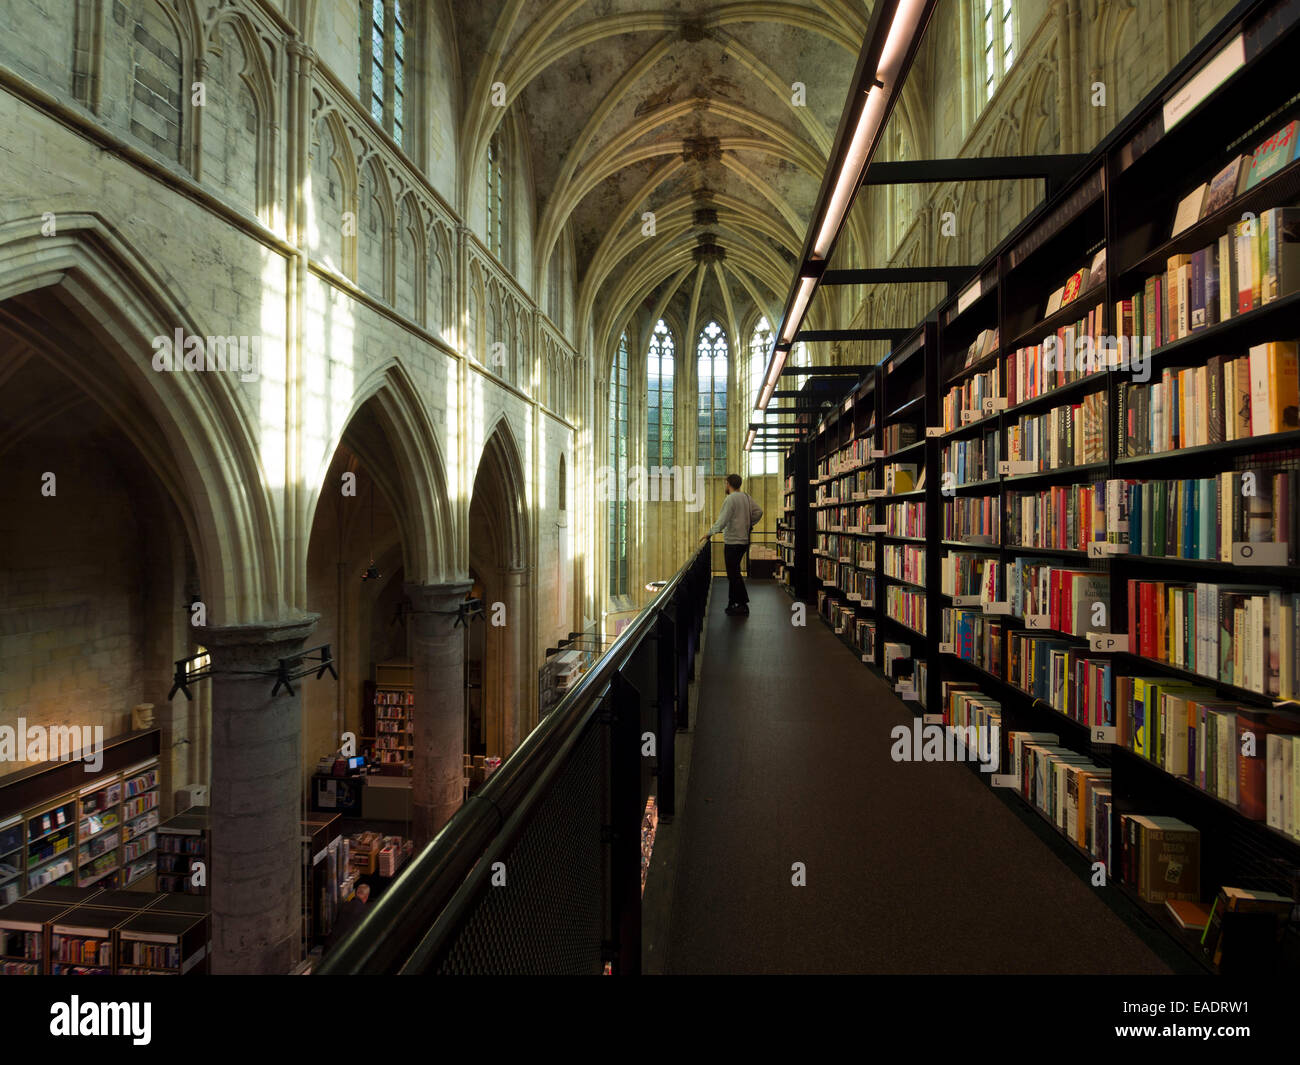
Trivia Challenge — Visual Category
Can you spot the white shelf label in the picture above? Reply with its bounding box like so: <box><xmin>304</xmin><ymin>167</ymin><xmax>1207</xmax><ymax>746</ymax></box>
<box><xmin>1231</xmin><ymin>541</ymin><xmax>1288</xmax><ymax>566</ymax></box>
<box><xmin>896</xmin><ymin>686</ymin><xmax>916</xmax><ymax>700</ymax></box>
<box><xmin>925</xmin><ymin>426</ymin><xmax>944</xmax><ymax>438</ymax></box>
<box><xmin>922</xmin><ymin>714</ymin><xmax>944</xmax><ymax>726</ymax></box>
<box><xmin>870</xmin><ymin>448</ymin><xmax>886</xmax><ymax>459</ymax></box>
<box><xmin>963</xmin><ymin>534</ymin><xmax>996</xmax><ymax>546</ymax></box>
<box><xmin>1086</xmin><ymin>632</ymin><xmax>1129</xmax><ymax>653</ymax></box>
<box><xmin>1163</xmin><ymin>33</ymin><xmax>1244</xmax><ymax>131</ymax></box>
<box><xmin>862</xmin><ymin>654</ymin><xmax>872</xmax><ymax>664</ymax></box>
<box><xmin>957</xmin><ymin>278</ymin><xmax>982</xmax><ymax>314</ymax></box>
<box><xmin>1023</xmin><ymin>613</ymin><xmax>1051</xmax><ymax>629</ymax></box>
<box><xmin>984</xmin><ymin>602</ymin><xmax>1013</xmax><ymax>615</ymax></box>
<box><xmin>867</xmin><ymin>489</ymin><xmax>887</xmax><ymax>498</ymax></box>
<box><xmin>960</xmin><ymin>409</ymin><xmax>982</xmax><ymax>424</ymax></box>
<box><xmin>1090</xmin><ymin>725</ymin><xmax>1117</xmax><ymax>745</ymax></box>
<box><xmin>981</xmin><ymin>395</ymin><xmax>1008</xmax><ymax>413</ymax></box>
<box><xmin>998</xmin><ymin>460</ymin><xmax>1037</xmax><ymax>476</ymax></box>
<box><xmin>951</xmin><ymin>594</ymin><xmax>981</xmax><ymax>606</ymax></box>
<box><xmin>867</xmin><ymin>524</ymin><xmax>887</xmax><ymax>533</ymax></box>
<box><xmin>1087</xmin><ymin>542</ymin><xmax>1106</xmax><ymax>559</ymax></box>
<box><xmin>938</xmin><ymin>641</ymin><xmax>955</xmax><ymax>655</ymax></box>
<box><xmin>990</xmin><ymin>774</ymin><xmax>1019</xmax><ymax>790</ymax></box>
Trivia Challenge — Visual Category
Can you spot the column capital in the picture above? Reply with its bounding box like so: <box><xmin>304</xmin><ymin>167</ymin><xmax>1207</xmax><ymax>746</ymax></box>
<box><xmin>201</xmin><ymin>615</ymin><xmax>320</xmax><ymax>666</ymax></box>
<box><xmin>404</xmin><ymin>580</ymin><xmax>474</xmax><ymax>614</ymax></box>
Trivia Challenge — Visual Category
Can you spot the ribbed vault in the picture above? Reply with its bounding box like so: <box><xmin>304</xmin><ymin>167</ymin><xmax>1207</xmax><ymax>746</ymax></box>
<box><xmin>453</xmin><ymin>0</ymin><xmax>874</xmax><ymax>368</ymax></box>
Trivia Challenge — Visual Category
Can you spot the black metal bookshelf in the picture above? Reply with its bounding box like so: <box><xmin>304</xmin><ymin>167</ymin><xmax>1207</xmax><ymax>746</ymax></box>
<box><xmin>780</xmin><ymin>0</ymin><xmax>1300</xmax><ymax>975</ymax></box>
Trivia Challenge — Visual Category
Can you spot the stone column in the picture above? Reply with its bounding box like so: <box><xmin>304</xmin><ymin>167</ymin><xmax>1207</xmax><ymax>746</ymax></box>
<box><xmin>406</xmin><ymin>581</ymin><xmax>473</xmax><ymax>846</ymax></box>
<box><xmin>204</xmin><ymin>615</ymin><xmax>318</xmax><ymax>975</ymax></box>
<box><xmin>499</xmin><ymin>566</ymin><xmax>529</xmax><ymax>755</ymax></box>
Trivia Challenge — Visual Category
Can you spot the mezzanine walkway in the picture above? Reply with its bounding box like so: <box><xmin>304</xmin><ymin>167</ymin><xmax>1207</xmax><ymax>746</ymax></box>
<box><xmin>658</xmin><ymin>579</ymin><xmax>1180</xmax><ymax>974</ymax></box>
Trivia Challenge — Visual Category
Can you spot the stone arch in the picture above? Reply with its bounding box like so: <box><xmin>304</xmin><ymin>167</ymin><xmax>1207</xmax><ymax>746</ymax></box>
<box><xmin>357</xmin><ymin>156</ymin><xmax>394</xmax><ymax>298</ymax></box>
<box><xmin>396</xmin><ymin>192</ymin><xmax>425</xmax><ymax>324</ymax></box>
<box><xmin>201</xmin><ymin>8</ymin><xmax>276</xmax><ymax>218</ymax></box>
<box><xmin>309</xmin><ymin>110</ymin><xmax>355</xmax><ymax>274</ymax></box>
<box><xmin>0</xmin><ymin>214</ymin><xmax>274</xmax><ymax>625</ymax></box>
<box><xmin>303</xmin><ymin>361</ymin><xmax>457</xmax><ymax>587</ymax></box>
<box><xmin>468</xmin><ymin>416</ymin><xmax>532</xmax><ymax>756</ymax></box>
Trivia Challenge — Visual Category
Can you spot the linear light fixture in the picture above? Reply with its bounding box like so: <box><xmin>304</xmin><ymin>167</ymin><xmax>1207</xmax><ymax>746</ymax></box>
<box><xmin>749</xmin><ymin>0</ymin><xmax>936</xmax><ymax>444</ymax></box>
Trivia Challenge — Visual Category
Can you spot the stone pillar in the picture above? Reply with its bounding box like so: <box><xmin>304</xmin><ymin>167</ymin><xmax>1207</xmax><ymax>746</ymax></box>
<box><xmin>499</xmin><ymin>566</ymin><xmax>529</xmax><ymax>755</ymax></box>
<box><xmin>205</xmin><ymin>615</ymin><xmax>318</xmax><ymax>975</ymax></box>
<box><xmin>406</xmin><ymin>581</ymin><xmax>473</xmax><ymax>846</ymax></box>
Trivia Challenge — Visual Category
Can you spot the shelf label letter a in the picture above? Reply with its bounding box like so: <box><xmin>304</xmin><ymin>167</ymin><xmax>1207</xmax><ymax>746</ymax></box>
<box><xmin>791</xmin><ymin>602</ymin><xmax>806</xmax><ymax>627</ymax></box>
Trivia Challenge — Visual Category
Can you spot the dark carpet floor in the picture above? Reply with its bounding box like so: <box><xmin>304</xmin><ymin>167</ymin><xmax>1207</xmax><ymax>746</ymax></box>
<box><xmin>662</xmin><ymin>579</ymin><xmax>1174</xmax><ymax>974</ymax></box>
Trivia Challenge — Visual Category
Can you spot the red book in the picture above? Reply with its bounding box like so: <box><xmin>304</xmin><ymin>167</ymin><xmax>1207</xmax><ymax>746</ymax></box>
<box><xmin>1141</xmin><ymin>582</ymin><xmax>1157</xmax><ymax>659</ymax></box>
<box><xmin>1127</xmin><ymin>578</ymin><xmax>1139</xmax><ymax>645</ymax></box>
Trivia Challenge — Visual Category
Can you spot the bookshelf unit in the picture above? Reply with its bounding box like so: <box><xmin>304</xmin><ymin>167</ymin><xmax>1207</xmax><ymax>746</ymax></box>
<box><xmin>366</xmin><ymin>660</ymin><xmax>415</xmax><ymax>776</ymax></box>
<box><xmin>117</xmin><ymin>910</ymin><xmax>209</xmax><ymax>975</ymax></box>
<box><xmin>810</xmin><ymin>369</ymin><xmax>882</xmax><ymax>678</ymax></box>
<box><xmin>0</xmin><ymin>816</ymin><xmax>21</xmax><ymax>907</ymax></box>
<box><xmin>156</xmin><ymin>807</ymin><xmax>209</xmax><ymax>895</ymax></box>
<box><xmin>784</xmin><ymin>0</ymin><xmax>1300</xmax><ymax>973</ymax></box>
<box><xmin>0</xmin><ymin>731</ymin><xmax>163</xmax><ymax>905</ymax></box>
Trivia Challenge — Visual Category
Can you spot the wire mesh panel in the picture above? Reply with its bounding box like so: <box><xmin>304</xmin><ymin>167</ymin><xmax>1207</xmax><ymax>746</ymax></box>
<box><xmin>433</xmin><ymin>723</ymin><xmax>605</xmax><ymax>974</ymax></box>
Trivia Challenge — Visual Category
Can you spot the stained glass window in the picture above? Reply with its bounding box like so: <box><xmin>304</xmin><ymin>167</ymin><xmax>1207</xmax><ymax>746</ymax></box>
<box><xmin>696</xmin><ymin>321</ymin><xmax>728</xmax><ymax>476</ymax></box>
<box><xmin>647</xmin><ymin>320</ymin><xmax>675</xmax><ymax>467</ymax></box>
<box><xmin>608</xmin><ymin>333</ymin><xmax>630</xmax><ymax>596</ymax></box>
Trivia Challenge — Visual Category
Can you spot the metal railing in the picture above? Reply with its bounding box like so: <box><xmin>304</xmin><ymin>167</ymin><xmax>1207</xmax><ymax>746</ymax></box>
<box><xmin>315</xmin><ymin>545</ymin><xmax>712</xmax><ymax>975</ymax></box>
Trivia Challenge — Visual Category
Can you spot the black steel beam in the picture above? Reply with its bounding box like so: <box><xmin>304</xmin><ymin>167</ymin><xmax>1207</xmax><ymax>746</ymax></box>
<box><xmin>861</xmin><ymin>154</ymin><xmax>1090</xmax><ymax>196</ymax></box>
<box><xmin>820</xmin><ymin>267</ymin><xmax>976</xmax><ymax>286</ymax></box>
<box><xmin>779</xmin><ymin>364</ymin><xmax>875</xmax><ymax>375</ymax></box>
<box><xmin>794</xmin><ymin>329</ymin><xmax>908</xmax><ymax>342</ymax></box>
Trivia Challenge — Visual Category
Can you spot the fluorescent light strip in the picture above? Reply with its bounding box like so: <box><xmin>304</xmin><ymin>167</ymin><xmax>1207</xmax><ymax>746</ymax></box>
<box><xmin>812</xmin><ymin>0</ymin><xmax>930</xmax><ymax>260</ymax></box>
<box><xmin>780</xmin><ymin>277</ymin><xmax>817</xmax><ymax>344</ymax></box>
<box><xmin>743</xmin><ymin>428</ymin><xmax>756</xmax><ymax>452</ymax></box>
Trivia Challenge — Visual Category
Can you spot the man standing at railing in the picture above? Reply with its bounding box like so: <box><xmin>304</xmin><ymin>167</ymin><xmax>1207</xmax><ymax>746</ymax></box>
<box><xmin>700</xmin><ymin>473</ymin><xmax>763</xmax><ymax>616</ymax></box>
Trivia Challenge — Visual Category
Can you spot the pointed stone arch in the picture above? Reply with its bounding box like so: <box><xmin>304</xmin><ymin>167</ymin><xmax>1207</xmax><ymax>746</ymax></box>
<box><xmin>304</xmin><ymin>360</ymin><xmax>458</xmax><ymax>587</ymax></box>
<box><xmin>0</xmin><ymin>213</ymin><xmax>275</xmax><ymax>625</ymax></box>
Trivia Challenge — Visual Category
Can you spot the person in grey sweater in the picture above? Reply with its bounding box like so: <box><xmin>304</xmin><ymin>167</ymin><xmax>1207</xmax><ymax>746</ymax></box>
<box><xmin>700</xmin><ymin>473</ymin><xmax>763</xmax><ymax>616</ymax></box>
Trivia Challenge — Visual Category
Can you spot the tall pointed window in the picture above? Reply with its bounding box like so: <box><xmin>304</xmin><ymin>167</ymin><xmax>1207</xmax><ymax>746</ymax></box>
<box><xmin>647</xmin><ymin>319</ymin><xmax>675</xmax><ymax>467</ymax></box>
<box><xmin>487</xmin><ymin>131</ymin><xmax>508</xmax><ymax>266</ymax></box>
<box><xmin>608</xmin><ymin>333</ymin><xmax>630</xmax><ymax>597</ymax></box>
<box><xmin>359</xmin><ymin>1</ymin><xmax>408</xmax><ymax>148</ymax></box>
<box><xmin>748</xmin><ymin>318</ymin><xmax>778</xmax><ymax>475</ymax></box>
<box><xmin>697</xmin><ymin>321</ymin><xmax>728</xmax><ymax>476</ymax></box>
<box><xmin>982</xmin><ymin>0</ymin><xmax>1017</xmax><ymax>102</ymax></box>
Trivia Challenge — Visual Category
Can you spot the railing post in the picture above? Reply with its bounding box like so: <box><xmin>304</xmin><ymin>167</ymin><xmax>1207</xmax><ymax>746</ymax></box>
<box><xmin>606</xmin><ymin>673</ymin><xmax>642</xmax><ymax>975</ymax></box>
<box><xmin>655</xmin><ymin>613</ymin><xmax>677</xmax><ymax>820</ymax></box>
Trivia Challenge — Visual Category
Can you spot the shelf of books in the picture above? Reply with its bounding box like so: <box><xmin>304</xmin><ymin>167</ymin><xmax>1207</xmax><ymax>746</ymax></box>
<box><xmin>368</xmin><ymin>660</ymin><xmax>415</xmax><ymax>776</ymax></box>
<box><xmin>156</xmin><ymin>807</ymin><xmax>209</xmax><ymax>895</ymax></box>
<box><xmin>785</xmin><ymin>0</ymin><xmax>1300</xmax><ymax>973</ymax></box>
<box><xmin>117</xmin><ymin>910</ymin><xmax>209</xmax><ymax>975</ymax></box>
<box><xmin>810</xmin><ymin>369</ymin><xmax>883</xmax><ymax>680</ymax></box>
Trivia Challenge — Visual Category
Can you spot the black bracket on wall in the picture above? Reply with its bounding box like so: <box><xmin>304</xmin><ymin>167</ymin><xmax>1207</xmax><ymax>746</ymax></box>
<box><xmin>167</xmin><ymin>643</ymin><xmax>339</xmax><ymax>700</ymax></box>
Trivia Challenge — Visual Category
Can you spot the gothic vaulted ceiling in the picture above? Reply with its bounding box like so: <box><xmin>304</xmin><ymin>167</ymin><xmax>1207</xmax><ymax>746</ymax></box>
<box><xmin>454</xmin><ymin>0</ymin><xmax>873</xmax><ymax>354</ymax></box>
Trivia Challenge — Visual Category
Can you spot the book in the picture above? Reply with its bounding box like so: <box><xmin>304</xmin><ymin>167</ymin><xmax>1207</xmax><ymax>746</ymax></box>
<box><xmin>1201</xmin><ymin>156</ymin><xmax>1244</xmax><ymax>216</ymax></box>
<box><xmin>1086</xmin><ymin>248</ymin><xmax>1107</xmax><ymax>292</ymax></box>
<box><xmin>1172</xmin><ymin>183</ymin><xmax>1208</xmax><ymax>236</ymax></box>
<box><xmin>1061</xmin><ymin>268</ymin><xmax>1089</xmax><ymax>306</ymax></box>
<box><xmin>1166</xmin><ymin>898</ymin><xmax>1212</xmax><ymax>931</ymax></box>
<box><xmin>1241</xmin><ymin>119</ymin><xmax>1299</xmax><ymax>191</ymax></box>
